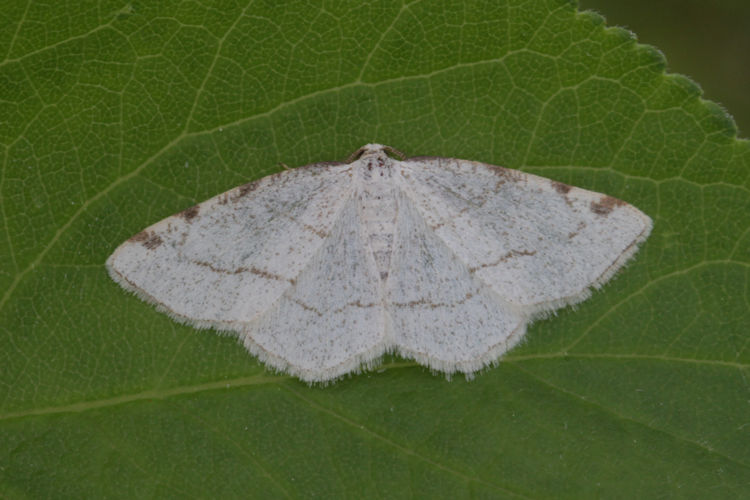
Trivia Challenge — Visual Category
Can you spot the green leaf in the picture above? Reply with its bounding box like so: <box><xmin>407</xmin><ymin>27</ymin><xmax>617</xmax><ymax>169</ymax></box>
<box><xmin>2</xmin><ymin>0</ymin><xmax>748</xmax><ymax>497</ymax></box>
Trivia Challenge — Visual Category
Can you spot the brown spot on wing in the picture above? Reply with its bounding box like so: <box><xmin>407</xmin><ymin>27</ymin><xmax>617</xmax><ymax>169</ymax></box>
<box><xmin>551</xmin><ymin>181</ymin><xmax>574</xmax><ymax>206</ymax></box>
<box><xmin>129</xmin><ymin>231</ymin><xmax>149</xmax><ymax>243</ymax></box>
<box><xmin>552</xmin><ymin>181</ymin><xmax>572</xmax><ymax>194</ymax></box>
<box><xmin>484</xmin><ymin>163</ymin><xmax>524</xmax><ymax>183</ymax></box>
<box><xmin>144</xmin><ymin>234</ymin><xmax>163</xmax><ymax>249</ymax></box>
<box><xmin>233</xmin><ymin>180</ymin><xmax>261</xmax><ymax>201</ymax></box>
<box><xmin>568</xmin><ymin>221</ymin><xmax>587</xmax><ymax>239</ymax></box>
<box><xmin>130</xmin><ymin>231</ymin><xmax>163</xmax><ymax>249</ymax></box>
<box><xmin>179</xmin><ymin>204</ymin><xmax>200</xmax><ymax>221</ymax></box>
<box><xmin>302</xmin><ymin>224</ymin><xmax>328</xmax><ymax>239</ymax></box>
<box><xmin>590</xmin><ymin>195</ymin><xmax>625</xmax><ymax>216</ymax></box>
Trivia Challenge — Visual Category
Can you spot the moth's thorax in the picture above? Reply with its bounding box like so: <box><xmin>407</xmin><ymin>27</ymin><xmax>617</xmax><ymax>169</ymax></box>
<box><xmin>354</xmin><ymin>153</ymin><xmax>399</xmax><ymax>281</ymax></box>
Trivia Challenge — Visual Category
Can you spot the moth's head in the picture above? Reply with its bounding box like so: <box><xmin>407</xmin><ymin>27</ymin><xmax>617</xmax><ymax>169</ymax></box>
<box><xmin>347</xmin><ymin>144</ymin><xmax>406</xmax><ymax>163</ymax></box>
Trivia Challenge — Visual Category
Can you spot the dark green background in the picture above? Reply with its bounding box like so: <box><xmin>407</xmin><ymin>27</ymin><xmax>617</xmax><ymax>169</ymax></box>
<box><xmin>581</xmin><ymin>0</ymin><xmax>750</xmax><ymax>134</ymax></box>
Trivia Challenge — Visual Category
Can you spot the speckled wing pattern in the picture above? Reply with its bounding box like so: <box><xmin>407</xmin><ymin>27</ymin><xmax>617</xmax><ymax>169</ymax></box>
<box><xmin>396</xmin><ymin>157</ymin><xmax>652</xmax><ymax>313</ymax></box>
<box><xmin>107</xmin><ymin>144</ymin><xmax>652</xmax><ymax>382</ymax></box>
<box><xmin>107</xmin><ymin>163</ymin><xmax>353</xmax><ymax>328</ymax></box>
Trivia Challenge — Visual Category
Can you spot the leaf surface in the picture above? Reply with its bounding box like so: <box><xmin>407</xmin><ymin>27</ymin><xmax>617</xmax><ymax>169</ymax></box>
<box><xmin>2</xmin><ymin>1</ymin><xmax>749</xmax><ymax>497</ymax></box>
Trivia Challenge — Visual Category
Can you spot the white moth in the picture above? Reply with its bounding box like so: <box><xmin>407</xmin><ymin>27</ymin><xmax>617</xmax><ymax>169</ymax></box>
<box><xmin>107</xmin><ymin>144</ymin><xmax>652</xmax><ymax>382</ymax></box>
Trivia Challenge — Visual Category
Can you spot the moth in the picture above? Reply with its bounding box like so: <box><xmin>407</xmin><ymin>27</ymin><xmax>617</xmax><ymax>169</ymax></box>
<box><xmin>107</xmin><ymin>144</ymin><xmax>652</xmax><ymax>382</ymax></box>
